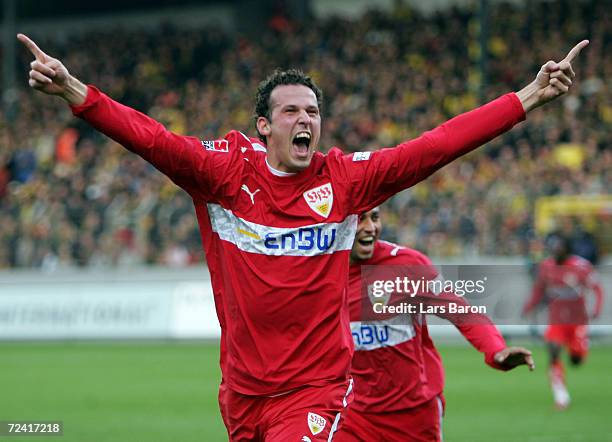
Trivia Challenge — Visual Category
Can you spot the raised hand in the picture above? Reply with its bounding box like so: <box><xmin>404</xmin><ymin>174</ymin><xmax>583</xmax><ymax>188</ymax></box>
<box><xmin>494</xmin><ymin>346</ymin><xmax>536</xmax><ymax>371</ymax></box>
<box><xmin>17</xmin><ymin>33</ymin><xmax>87</xmax><ymax>105</ymax></box>
<box><xmin>536</xmin><ymin>40</ymin><xmax>589</xmax><ymax>102</ymax></box>
<box><xmin>517</xmin><ymin>40</ymin><xmax>589</xmax><ymax>112</ymax></box>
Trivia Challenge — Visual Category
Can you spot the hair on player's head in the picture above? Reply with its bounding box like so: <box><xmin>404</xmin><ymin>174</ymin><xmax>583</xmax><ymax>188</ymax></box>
<box><xmin>546</xmin><ymin>231</ymin><xmax>571</xmax><ymax>257</ymax></box>
<box><xmin>254</xmin><ymin>68</ymin><xmax>323</xmax><ymax>142</ymax></box>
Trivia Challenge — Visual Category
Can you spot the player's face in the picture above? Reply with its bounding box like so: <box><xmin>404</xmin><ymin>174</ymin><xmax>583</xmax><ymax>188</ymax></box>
<box><xmin>549</xmin><ymin>237</ymin><xmax>570</xmax><ymax>262</ymax></box>
<box><xmin>258</xmin><ymin>85</ymin><xmax>321</xmax><ymax>173</ymax></box>
<box><xmin>351</xmin><ymin>209</ymin><xmax>381</xmax><ymax>262</ymax></box>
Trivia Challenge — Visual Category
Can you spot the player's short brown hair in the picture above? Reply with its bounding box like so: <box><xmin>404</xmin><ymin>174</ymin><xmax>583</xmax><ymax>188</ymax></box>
<box><xmin>254</xmin><ymin>69</ymin><xmax>323</xmax><ymax>142</ymax></box>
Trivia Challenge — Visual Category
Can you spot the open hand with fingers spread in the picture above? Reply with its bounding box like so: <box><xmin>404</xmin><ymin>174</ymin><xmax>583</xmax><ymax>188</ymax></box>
<box><xmin>517</xmin><ymin>40</ymin><xmax>589</xmax><ymax>113</ymax></box>
<box><xmin>17</xmin><ymin>33</ymin><xmax>87</xmax><ymax>105</ymax></box>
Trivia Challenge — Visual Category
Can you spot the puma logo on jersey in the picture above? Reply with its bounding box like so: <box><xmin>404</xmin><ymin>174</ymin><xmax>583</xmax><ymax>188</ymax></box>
<box><xmin>301</xmin><ymin>437</ymin><xmax>312</xmax><ymax>442</ymax></box>
<box><xmin>241</xmin><ymin>184</ymin><xmax>260</xmax><ymax>205</ymax></box>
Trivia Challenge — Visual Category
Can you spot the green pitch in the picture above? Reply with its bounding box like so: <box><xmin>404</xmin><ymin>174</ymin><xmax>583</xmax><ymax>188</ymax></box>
<box><xmin>1</xmin><ymin>341</ymin><xmax>611</xmax><ymax>441</ymax></box>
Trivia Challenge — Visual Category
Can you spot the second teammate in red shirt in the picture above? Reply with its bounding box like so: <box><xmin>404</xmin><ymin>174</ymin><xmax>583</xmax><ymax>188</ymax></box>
<box><xmin>524</xmin><ymin>233</ymin><xmax>604</xmax><ymax>410</ymax></box>
<box><xmin>336</xmin><ymin>208</ymin><xmax>535</xmax><ymax>441</ymax></box>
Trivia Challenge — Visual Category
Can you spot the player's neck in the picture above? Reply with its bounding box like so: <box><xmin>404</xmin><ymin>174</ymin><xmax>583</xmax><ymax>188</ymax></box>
<box><xmin>266</xmin><ymin>158</ymin><xmax>296</xmax><ymax>176</ymax></box>
<box><xmin>349</xmin><ymin>255</ymin><xmax>369</xmax><ymax>266</ymax></box>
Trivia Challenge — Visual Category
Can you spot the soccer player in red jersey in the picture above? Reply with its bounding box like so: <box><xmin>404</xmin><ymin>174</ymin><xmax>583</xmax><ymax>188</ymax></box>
<box><xmin>18</xmin><ymin>33</ymin><xmax>585</xmax><ymax>440</ymax></box>
<box><xmin>523</xmin><ymin>233</ymin><xmax>604</xmax><ymax>410</ymax></box>
<box><xmin>335</xmin><ymin>208</ymin><xmax>535</xmax><ymax>441</ymax></box>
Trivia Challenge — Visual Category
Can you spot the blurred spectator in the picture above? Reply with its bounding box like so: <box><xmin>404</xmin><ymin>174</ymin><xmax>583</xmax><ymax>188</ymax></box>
<box><xmin>571</xmin><ymin>224</ymin><xmax>600</xmax><ymax>265</ymax></box>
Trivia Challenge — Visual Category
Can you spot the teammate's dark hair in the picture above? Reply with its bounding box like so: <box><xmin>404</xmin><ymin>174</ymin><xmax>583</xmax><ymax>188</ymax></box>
<box><xmin>254</xmin><ymin>69</ymin><xmax>323</xmax><ymax>142</ymax></box>
<box><xmin>546</xmin><ymin>232</ymin><xmax>570</xmax><ymax>250</ymax></box>
<box><xmin>546</xmin><ymin>231</ymin><xmax>572</xmax><ymax>263</ymax></box>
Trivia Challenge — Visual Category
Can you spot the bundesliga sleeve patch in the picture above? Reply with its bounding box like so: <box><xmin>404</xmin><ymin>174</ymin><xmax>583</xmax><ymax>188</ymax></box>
<box><xmin>201</xmin><ymin>139</ymin><xmax>229</xmax><ymax>153</ymax></box>
<box><xmin>352</xmin><ymin>151</ymin><xmax>371</xmax><ymax>161</ymax></box>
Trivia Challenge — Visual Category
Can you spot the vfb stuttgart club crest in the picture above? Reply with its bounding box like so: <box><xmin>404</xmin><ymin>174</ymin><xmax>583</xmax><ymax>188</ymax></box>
<box><xmin>303</xmin><ymin>183</ymin><xmax>333</xmax><ymax>218</ymax></box>
<box><xmin>368</xmin><ymin>283</ymin><xmax>392</xmax><ymax>309</ymax></box>
<box><xmin>307</xmin><ymin>412</ymin><xmax>326</xmax><ymax>436</ymax></box>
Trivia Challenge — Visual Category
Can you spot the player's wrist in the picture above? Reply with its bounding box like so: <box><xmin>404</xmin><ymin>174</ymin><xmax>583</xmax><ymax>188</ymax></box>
<box><xmin>515</xmin><ymin>81</ymin><xmax>542</xmax><ymax>113</ymax></box>
<box><xmin>61</xmin><ymin>75</ymin><xmax>88</xmax><ymax>105</ymax></box>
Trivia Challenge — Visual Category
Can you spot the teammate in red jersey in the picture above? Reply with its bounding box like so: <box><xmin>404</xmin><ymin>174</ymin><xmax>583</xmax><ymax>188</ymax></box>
<box><xmin>335</xmin><ymin>208</ymin><xmax>535</xmax><ymax>441</ymax></box>
<box><xmin>18</xmin><ymin>32</ymin><xmax>585</xmax><ymax>440</ymax></box>
<box><xmin>523</xmin><ymin>233</ymin><xmax>604</xmax><ymax>410</ymax></box>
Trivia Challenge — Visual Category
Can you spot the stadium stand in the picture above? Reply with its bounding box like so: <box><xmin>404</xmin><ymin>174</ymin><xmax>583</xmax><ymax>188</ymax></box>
<box><xmin>1</xmin><ymin>0</ymin><xmax>609</xmax><ymax>268</ymax></box>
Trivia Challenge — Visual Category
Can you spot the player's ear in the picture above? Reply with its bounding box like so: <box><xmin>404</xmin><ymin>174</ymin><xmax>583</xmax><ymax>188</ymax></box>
<box><xmin>257</xmin><ymin>116</ymin><xmax>271</xmax><ymax>137</ymax></box>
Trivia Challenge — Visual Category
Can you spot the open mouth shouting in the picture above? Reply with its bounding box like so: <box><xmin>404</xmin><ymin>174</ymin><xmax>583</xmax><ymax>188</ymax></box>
<box><xmin>351</xmin><ymin>208</ymin><xmax>381</xmax><ymax>262</ymax></box>
<box><xmin>292</xmin><ymin>131</ymin><xmax>311</xmax><ymax>159</ymax></box>
<box><xmin>356</xmin><ymin>235</ymin><xmax>375</xmax><ymax>250</ymax></box>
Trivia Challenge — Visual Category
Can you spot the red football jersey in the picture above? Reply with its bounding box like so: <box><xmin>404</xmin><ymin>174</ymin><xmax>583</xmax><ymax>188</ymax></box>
<box><xmin>71</xmin><ymin>86</ymin><xmax>524</xmax><ymax>395</ymax></box>
<box><xmin>524</xmin><ymin>255</ymin><xmax>603</xmax><ymax>324</ymax></box>
<box><xmin>348</xmin><ymin>241</ymin><xmax>507</xmax><ymax>412</ymax></box>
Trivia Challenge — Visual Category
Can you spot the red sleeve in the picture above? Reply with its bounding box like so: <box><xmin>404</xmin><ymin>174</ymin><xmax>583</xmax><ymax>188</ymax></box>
<box><xmin>443</xmin><ymin>302</ymin><xmax>508</xmax><ymax>370</ymax></box>
<box><xmin>415</xmin><ymin>288</ymin><xmax>508</xmax><ymax>370</ymax></box>
<box><xmin>340</xmin><ymin>93</ymin><xmax>525</xmax><ymax>212</ymax></box>
<box><xmin>70</xmin><ymin>85</ymin><xmax>240</xmax><ymax>202</ymax></box>
<box><xmin>585</xmin><ymin>267</ymin><xmax>604</xmax><ymax>319</ymax></box>
<box><xmin>394</xmin><ymin>250</ymin><xmax>508</xmax><ymax>370</ymax></box>
<box><xmin>591</xmin><ymin>283</ymin><xmax>604</xmax><ymax>319</ymax></box>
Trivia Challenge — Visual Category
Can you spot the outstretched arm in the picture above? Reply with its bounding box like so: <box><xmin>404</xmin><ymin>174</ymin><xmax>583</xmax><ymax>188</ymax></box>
<box><xmin>421</xmin><ymin>292</ymin><xmax>535</xmax><ymax>371</ymax></box>
<box><xmin>385</xmin><ymin>250</ymin><xmax>536</xmax><ymax>372</ymax></box>
<box><xmin>17</xmin><ymin>33</ymin><xmax>237</xmax><ymax>202</ymax></box>
<box><xmin>586</xmin><ymin>267</ymin><xmax>604</xmax><ymax>320</ymax></box>
<box><xmin>17</xmin><ymin>33</ymin><xmax>87</xmax><ymax>105</ymax></box>
<box><xmin>16</xmin><ymin>33</ymin><xmax>183</xmax><ymax>155</ymax></box>
<box><xmin>343</xmin><ymin>40</ymin><xmax>590</xmax><ymax>213</ymax></box>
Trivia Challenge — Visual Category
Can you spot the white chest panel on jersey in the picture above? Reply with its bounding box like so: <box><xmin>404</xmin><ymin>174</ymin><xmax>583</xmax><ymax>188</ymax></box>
<box><xmin>350</xmin><ymin>315</ymin><xmax>416</xmax><ymax>351</ymax></box>
<box><xmin>207</xmin><ymin>203</ymin><xmax>358</xmax><ymax>257</ymax></box>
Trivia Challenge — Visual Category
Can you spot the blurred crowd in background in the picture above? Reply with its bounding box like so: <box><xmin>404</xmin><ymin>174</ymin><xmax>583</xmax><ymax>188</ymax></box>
<box><xmin>0</xmin><ymin>0</ymin><xmax>609</xmax><ymax>269</ymax></box>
